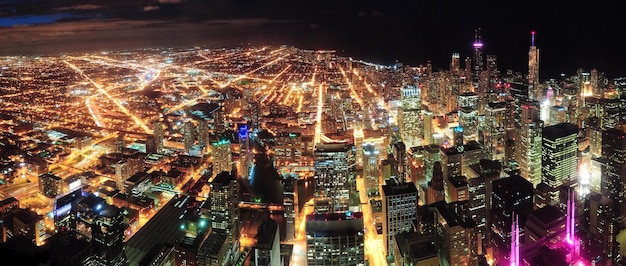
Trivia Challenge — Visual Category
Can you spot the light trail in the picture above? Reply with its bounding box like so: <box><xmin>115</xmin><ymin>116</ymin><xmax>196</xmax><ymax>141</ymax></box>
<box><xmin>63</xmin><ymin>60</ymin><xmax>152</xmax><ymax>134</ymax></box>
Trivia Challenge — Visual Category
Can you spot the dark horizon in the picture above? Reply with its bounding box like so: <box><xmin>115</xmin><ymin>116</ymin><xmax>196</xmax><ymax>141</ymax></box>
<box><xmin>0</xmin><ymin>0</ymin><xmax>624</xmax><ymax>79</ymax></box>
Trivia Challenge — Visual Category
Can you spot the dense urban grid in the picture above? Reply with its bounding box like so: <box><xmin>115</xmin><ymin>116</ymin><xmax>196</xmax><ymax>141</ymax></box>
<box><xmin>1</xmin><ymin>31</ymin><xmax>626</xmax><ymax>266</ymax></box>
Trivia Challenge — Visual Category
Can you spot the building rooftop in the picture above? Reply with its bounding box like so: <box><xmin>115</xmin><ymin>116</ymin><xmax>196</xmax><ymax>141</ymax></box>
<box><xmin>314</xmin><ymin>142</ymin><xmax>353</xmax><ymax>152</ymax></box>
<box><xmin>211</xmin><ymin>171</ymin><xmax>235</xmax><ymax>186</ymax></box>
<box><xmin>542</xmin><ymin>123</ymin><xmax>578</xmax><ymax>140</ymax></box>
<box><xmin>306</xmin><ymin>211</ymin><xmax>364</xmax><ymax>237</ymax></box>
<box><xmin>382</xmin><ymin>181</ymin><xmax>418</xmax><ymax>196</ymax></box>
<box><xmin>430</xmin><ymin>200</ymin><xmax>476</xmax><ymax>229</ymax></box>
<box><xmin>394</xmin><ymin>231</ymin><xmax>437</xmax><ymax>261</ymax></box>
<box><xmin>528</xmin><ymin>205</ymin><xmax>565</xmax><ymax>227</ymax></box>
<box><xmin>448</xmin><ymin>176</ymin><xmax>468</xmax><ymax>188</ymax></box>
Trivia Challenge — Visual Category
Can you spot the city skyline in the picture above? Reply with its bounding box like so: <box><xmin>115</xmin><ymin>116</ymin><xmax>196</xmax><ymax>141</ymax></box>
<box><xmin>3</xmin><ymin>1</ymin><xmax>626</xmax><ymax>266</ymax></box>
<box><xmin>0</xmin><ymin>0</ymin><xmax>624</xmax><ymax>79</ymax></box>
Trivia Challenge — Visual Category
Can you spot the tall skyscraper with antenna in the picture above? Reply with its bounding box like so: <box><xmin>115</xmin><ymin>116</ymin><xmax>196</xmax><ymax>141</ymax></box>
<box><xmin>472</xmin><ymin>28</ymin><xmax>484</xmax><ymax>87</ymax></box>
<box><xmin>528</xmin><ymin>31</ymin><xmax>540</xmax><ymax>101</ymax></box>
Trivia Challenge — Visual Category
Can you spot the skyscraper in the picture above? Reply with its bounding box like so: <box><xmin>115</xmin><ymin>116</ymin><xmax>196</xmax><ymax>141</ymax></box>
<box><xmin>422</xmin><ymin>108</ymin><xmax>434</xmax><ymax>145</ymax></box>
<box><xmin>209</xmin><ymin>171</ymin><xmax>239</xmax><ymax>244</ymax></box>
<box><xmin>432</xmin><ymin>201</ymin><xmax>481</xmax><ymax>266</ymax></box>
<box><xmin>458</xmin><ymin>92</ymin><xmax>479</xmax><ymax>142</ymax></box>
<box><xmin>196</xmin><ymin>118</ymin><xmax>210</xmax><ymax>152</ymax></box>
<box><xmin>472</xmin><ymin>28</ymin><xmax>484</xmax><ymax>87</ymax></box>
<box><xmin>528</xmin><ymin>31</ymin><xmax>540</xmax><ymax>101</ymax></box>
<box><xmin>211</xmin><ymin>139</ymin><xmax>233</xmax><ymax>176</ymax></box>
<box><xmin>382</xmin><ymin>180</ymin><xmax>418</xmax><ymax>257</ymax></box>
<box><xmin>305</xmin><ymin>212</ymin><xmax>365</xmax><ymax>266</ymax></box>
<box><xmin>54</xmin><ymin>189</ymin><xmax>128</xmax><ymax>265</ymax></box>
<box><xmin>213</xmin><ymin>103</ymin><xmax>226</xmax><ymax>134</ymax></box>
<box><xmin>490</xmin><ymin>174</ymin><xmax>533</xmax><ymax>261</ymax></box>
<box><xmin>600</xmin><ymin>128</ymin><xmax>626</xmax><ymax>224</ymax></box>
<box><xmin>540</xmin><ymin>123</ymin><xmax>578</xmax><ymax>208</ymax></box>
<box><xmin>398</xmin><ymin>84</ymin><xmax>422</xmax><ymax>148</ymax></box>
<box><xmin>313</xmin><ymin>142</ymin><xmax>356</xmax><ymax>211</ymax></box>
<box><xmin>363</xmin><ymin>143</ymin><xmax>381</xmax><ymax>197</ymax></box>
<box><xmin>450</xmin><ymin>52</ymin><xmax>460</xmax><ymax>73</ymax></box>
<box><xmin>152</xmin><ymin>120</ymin><xmax>164</xmax><ymax>154</ymax></box>
<box><xmin>183</xmin><ymin>120</ymin><xmax>196</xmax><ymax>155</ymax></box>
<box><xmin>516</xmin><ymin>100</ymin><xmax>543</xmax><ymax>187</ymax></box>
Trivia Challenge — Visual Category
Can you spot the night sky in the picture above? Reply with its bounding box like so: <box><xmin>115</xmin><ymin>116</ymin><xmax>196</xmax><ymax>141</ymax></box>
<box><xmin>0</xmin><ymin>0</ymin><xmax>623</xmax><ymax>79</ymax></box>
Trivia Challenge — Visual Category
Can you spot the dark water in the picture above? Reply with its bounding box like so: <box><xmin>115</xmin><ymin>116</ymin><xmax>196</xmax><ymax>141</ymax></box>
<box><xmin>248</xmin><ymin>138</ymin><xmax>284</xmax><ymax>205</ymax></box>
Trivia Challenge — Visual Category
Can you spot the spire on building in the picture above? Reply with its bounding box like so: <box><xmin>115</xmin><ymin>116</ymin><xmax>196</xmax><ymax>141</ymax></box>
<box><xmin>510</xmin><ymin>213</ymin><xmax>520</xmax><ymax>266</ymax></box>
<box><xmin>472</xmin><ymin>28</ymin><xmax>484</xmax><ymax>88</ymax></box>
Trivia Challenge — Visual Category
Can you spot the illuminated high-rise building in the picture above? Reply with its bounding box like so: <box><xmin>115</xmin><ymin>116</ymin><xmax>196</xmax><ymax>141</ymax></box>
<box><xmin>458</xmin><ymin>92</ymin><xmax>479</xmax><ymax>142</ymax></box>
<box><xmin>114</xmin><ymin>155</ymin><xmax>143</xmax><ymax>194</ymax></box>
<box><xmin>528</xmin><ymin>31</ymin><xmax>541</xmax><ymax>101</ymax></box>
<box><xmin>585</xmin><ymin>192</ymin><xmax>618</xmax><ymax>261</ymax></box>
<box><xmin>486</xmin><ymin>54</ymin><xmax>499</xmax><ymax>91</ymax></box>
<box><xmin>482</xmin><ymin>102</ymin><xmax>507</xmax><ymax>163</ymax></box>
<box><xmin>431</xmin><ymin>201</ymin><xmax>481</xmax><ymax>266</ymax></box>
<box><xmin>212</xmin><ymin>139</ymin><xmax>232</xmax><ymax>176</ymax></box>
<box><xmin>354</xmin><ymin>126</ymin><xmax>365</xmax><ymax>169</ymax></box>
<box><xmin>466</xmin><ymin>159</ymin><xmax>502</xmax><ymax>246</ymax></box>
<box><xmin>363</xmin><ymin>143</ymin><xmax>381</xmax><ymax>197</ymax></box>
<box><xmin>54</xmin><ymin>189</ymin><xmax>128</xmax><ymax>265</ymax></box>
<box><xmin>213</xmin><ymin>103</ymin><xmax>226</xmax><ymax>134</ymax></box>
<box><xmin>516</xmin><ymin>100</ymin><xmax>543</xmax><ymax>187</ymax></box>
<box><xmin>451</xmin><ymin>52</ymin><xmax>460</xmax><ymax>73</ymax></box>
<box><xmin>540</xmin><ymin>123</ymin><xmax>578</xmax><ymax>207</ymax></box>
<box><xmin>490</xmin><ymin>174</ymin><xmax>533</xmax><ymax>262</ymax></box>
<box><xmin>472</xmin><ymin>28</ymin><xmax>484</xmax><ymax>87</ymax></box>
<box><xmin>209</xmin><ymin>171</ymin><xmax>239</xmax><ymax>239</ymax></box>
<box><xmin>548</xmin><ymin>105</ymin><xmax>567</xmax><ymax>126</ymax></box>
<box><xmin>305</xmin><ymin>212</ymin><xmax>365</xmax><ymax>266</ymax></box>
<box><xmin>313</xmin><ymin>142</ymin><xmax>356</xmax><ymax>211</ymax></box>
<box><xmin>422</xmin><ymin>108</ymin><xmax>434</xmax><ymax>145</ymax></box>
<box><xmin>183</xmin><ymin>120</ymin><xmax>196</xmax><ymax>155</ymax></box>
<box><xmin>38</xmin><ymin>172</ymin><xmax>64</xmax><ymax>198</ymax></box>
<box><xmin>398</xmin><ymin>85</ymin><xmax>422</xmax><ymax>148</ymax></box>
<box><xmin>196</xmin><ymin>118</ymin><xmax>210</xmax><ymax>151</ymax></box>
<box><xmin>600</xmin><ymin>128</ymin><xmax>626</xmax><ymax>224</ymax></box>
<box><xmin>382</xmin><ymin>180</ymin><xmax>418</xmax><ymax>257</ymax></box>
<box><xmin>586</xmin><ymin>97</ymin><xmax>622</xmax><ymax>129</ymax></box>
<box><xmin>152</xmin><ymin>120</ymin><xmax>165</xmax><ymax>154</ymax></box>
<box><xmin>465</xmin><ymin>57</ymin><xmax>472</xmax><ymax>80</ymax></box>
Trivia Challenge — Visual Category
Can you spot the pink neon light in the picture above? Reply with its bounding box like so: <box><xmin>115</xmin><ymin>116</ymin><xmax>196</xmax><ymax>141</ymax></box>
<box><xmin>473</xmin><ymin>42</ymin><xmax>483</xmax><ymax>48</ymax></box>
